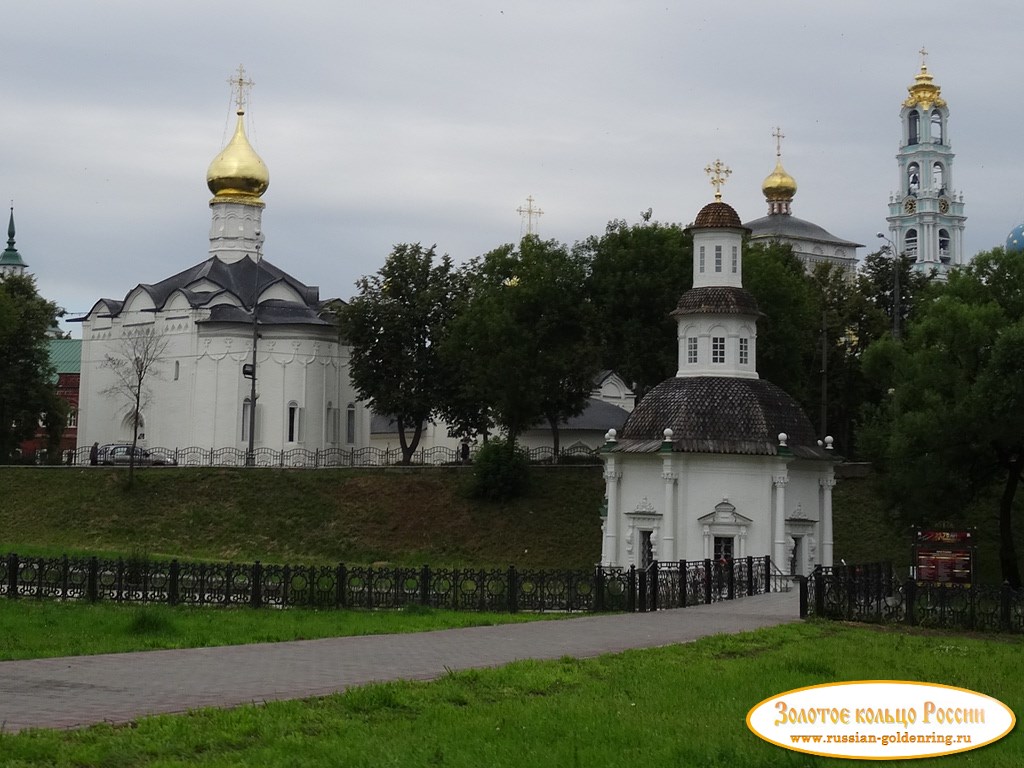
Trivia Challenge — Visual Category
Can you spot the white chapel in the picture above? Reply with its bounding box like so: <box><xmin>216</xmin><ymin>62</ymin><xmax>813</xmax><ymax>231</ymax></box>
<box><xmin>600</xmin><ymin>163</ymin><xmax>837</xmax><ymax>575</ymax></box>
<box><xmin>75</xmin><ymin>69</ymin><xmax>369</xmax><ymax>456</ymax></box>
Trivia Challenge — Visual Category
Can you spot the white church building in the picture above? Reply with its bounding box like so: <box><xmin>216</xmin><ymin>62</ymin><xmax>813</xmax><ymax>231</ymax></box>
<box><xmin>600</xmin><ymin>166</ymin><xmax>837</xmax><ymax>576</ymax></box>
<box><xmin>75</xmin><ymin>72</ymin><xmax>369</xmax><ymax>457</ymax></box>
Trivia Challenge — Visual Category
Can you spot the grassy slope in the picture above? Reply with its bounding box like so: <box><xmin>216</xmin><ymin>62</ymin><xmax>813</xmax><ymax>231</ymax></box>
<box><xmin>2</xmin><ymin>466</ymin><xmax>1020</xmax><ymax>580</ymax></box>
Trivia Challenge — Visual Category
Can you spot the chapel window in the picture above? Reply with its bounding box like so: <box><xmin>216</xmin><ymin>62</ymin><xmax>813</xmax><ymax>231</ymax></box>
<box><xmin>173</xmin><ymin>360</ymin><xmax>180</xmax><ymax>381</ymax></box>
<box><xmin>242</xmin><ymin>397</ymin><xmax>255</xmax><ymax>441</ymax></box>
<box><xmin>287</xmin><ymin>401</ymin><xmax>302</xmax><ymax>443</ymax></box>
<box><xmin>346</xmin><ymin>403</ymin><xmax>356</xmax><ymax>444</ymax></box>
<box><xmin>739</xmin><ymin>337</ymin><xmax>749</xmax><ymax>366</ymax></box>
<box><xmin>712</xmin><ymin>336</ymin><xmax>725</xmax><ymax>364</ymax></box>
<box><xmin>687</xmin><ymin>336</ymin><xmax>698</xmax><ymax>364</ymax></box>
<box><xmin>714</xmin><ymin>245</ymin><xmax>722</xmax><ymax>273</ymax></box>
<box><xmin>699</xmin><ymin>246</ymin><xmax>705</xmax><ymax>273</ymax></box>
<box><xmin>731</xmin><ymin>245</ymin><xmax>738</xmax><ymax>273</ymax></box>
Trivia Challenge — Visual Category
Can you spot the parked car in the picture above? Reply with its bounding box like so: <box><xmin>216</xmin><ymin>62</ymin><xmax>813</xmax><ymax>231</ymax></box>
<box><xmin>97</xmin><ymin>444</ymin><xmax>177</xmax><ymax>466</ymax></box>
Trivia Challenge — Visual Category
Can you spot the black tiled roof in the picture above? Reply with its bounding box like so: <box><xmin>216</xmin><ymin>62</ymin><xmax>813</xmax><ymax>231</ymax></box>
<box><xmin>611</xmin><ymin>376</ymin><xmax>827</xmax><ymax>458</ymax></box>
<box><xmin>671</xmin><ymin>286</ymin><xmax>761</xmax><ymax>317</ymax></box>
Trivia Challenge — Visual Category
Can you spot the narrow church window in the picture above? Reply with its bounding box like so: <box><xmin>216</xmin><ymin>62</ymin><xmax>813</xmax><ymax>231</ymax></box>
<box><xmin>905</xmin><ymin>229</ymin><xmax>918</xmax><ymax>255</ymax></box>
<box><xmin>714</xmin><ymin>245</ymin><xmax>722</xmax><ymax>272</ymax></box>
<box><xmin>938</xmin><ymin>229</ymin><xmax>950</xmax><ymax>262</ymax></box>
<box><xmin>173</xmin><ymin>360</ymin><xmax>180</xmax><ymax>381</ymax></box>
<box><xmin>739</xmin><ymin>337</ymin><xmax>749</xmax><ymax>365</ymax></box>
<box><xmin>687</xmin><ymin>337</ymin><xmax>697</xmax><ymax>364</ymax></box>
<box><xmin>712</xmin><ymin>336</ymin><xmax>725</xmax><ymax>364</ymax></box>
<box><xmin>932</xmin><ymin>162</ymin><xmax>944</xmax><ymax>193</ymax></box>
<box><xmin>287</xmin><ymin>402</ymin><xmax>302</xmax><ymax>443</ymax></box>
<box><xmin>731</xmin><ymin>245</ymin><xmax>738</xmax><ymax>273</ymax></box>
<box><xmin>699</xmin><ymin>246</ymin><xmax>705</xmax><ymax>273</ymax></box>
<box><xmin>908</xmin><ymin>110</ymin><xmax>919</xmax><ymax>145</ymax></box>
<box><xmin>346</xmin><ymin>403</ymin><xmax>356</xmax><ymax>444</ymax></box>
<box><xmin>931</xmin><ymin>110</ymin><xmax>943</xmax><ymax>144</ymax></box>
<box><xmin>242</xmin><ymin>398</ymin><xmax>252</xmax><ymax>441</ymax></box>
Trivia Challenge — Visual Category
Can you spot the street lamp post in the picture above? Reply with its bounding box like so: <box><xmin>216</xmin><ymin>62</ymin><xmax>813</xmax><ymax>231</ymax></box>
<box><xmin>876</xmin><ymin>233</ymin><xmax>902</xmax><ymax>341</ymax></box>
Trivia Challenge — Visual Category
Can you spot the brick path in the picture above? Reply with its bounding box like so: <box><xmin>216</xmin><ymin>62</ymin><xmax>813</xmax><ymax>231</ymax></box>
<box><xmin>0</xmin><ymin>590</ymin><xmax>798</xmax><ymax>733</ymax></box>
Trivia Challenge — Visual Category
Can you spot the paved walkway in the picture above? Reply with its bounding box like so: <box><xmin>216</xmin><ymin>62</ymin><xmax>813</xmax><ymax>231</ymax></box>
<box><xmin>0</xmin><ymin>590</ymin><xmax>799</xmax><ymax>733</ymax></box>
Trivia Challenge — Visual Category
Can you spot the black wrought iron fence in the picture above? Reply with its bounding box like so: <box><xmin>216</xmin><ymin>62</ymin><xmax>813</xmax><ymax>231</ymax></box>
<box><xmin>799</xmin><ymin>563</ymin><xmax>1024</xmax><ymax>634</ymax></box>
<box><xmin>0</xmin><ymin>553</ymin><xmax>775</xmax><ymax>613</ymax></box>
<box><xmin>60</xmin><ymin>444</ymin><xmax>603</xmax><ymax>468</ymax></box>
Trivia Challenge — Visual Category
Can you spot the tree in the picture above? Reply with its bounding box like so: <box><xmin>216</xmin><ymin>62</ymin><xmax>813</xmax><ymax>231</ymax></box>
<box><xmin>0</xmin><ymin>274</ymin><xmax>62</xmax><ymax>462</ymax></box>
<box><xmin>103</xmin><ymin>326</ymin><xmax>169</xmax><ymax>485</ymax></box>
<box><xmin>580</xmin><ymin>219</ymin><xmax>692</xmax><ymax>400</ymax></box>
<box><xmin>860</xmin><ymin>247</ymin><xmax>1024</xmax><ymax>588</ymax></box>
<box><xmin>442</xmin><ymin>235</ymin><xmax>601</xmax><ymax>456</ymax></box>
<box><xmin>341</xmin><ymin>244</ymin><xmax>460</xmax><ymax>464</ymax></box>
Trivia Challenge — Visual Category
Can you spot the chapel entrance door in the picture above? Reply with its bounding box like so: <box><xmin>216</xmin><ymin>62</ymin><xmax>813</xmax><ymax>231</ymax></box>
<box><xmin>639</xmin><ymin>530</ymin><xmax>654</xmax><ymax>569</ymax></box>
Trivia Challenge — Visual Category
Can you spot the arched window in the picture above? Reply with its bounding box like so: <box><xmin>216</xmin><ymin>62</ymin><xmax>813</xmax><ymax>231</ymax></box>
<box><xmin>931</xmin><ymin>110</ymin><xmax>943</xmax><ymax>144</ymax></box>
<box><xmin>242</xmin><ymin>397</ymin><xmax>253</xmax><ymax>441</ymax></box>
<box><xmin>173</xmin><ymin>360</ymin><xmax>180</xmax><ymax>381</ymax></box>
<box><xmin>905</xmin><ymin>229</ymin><xmax>918</xmax><ymax>255</ymax></box>
<box><xmin>287</xmin><ymin>401</ymin><xmax>302</xmax><ymax>443</ymax></box>
<box><xmin>346</xmin><ymin>403</ymin><xmax>356</xmax><ymax>444</ymax></box>
<box><xmin>938</xmin><ymin>229</ymin><xmax>950</xmax><ymax>262</ymax></box>
<box><xmin>908</xmin><ymin>110</ymin><xmax>919</xmax><ymax>145</ymax></box>
<box><xmin>907</xmin><ymin>163</ymin><xmax>920</xmax><ymax>194</ymax></box>
<box><xmin>932</xmin><ymin>162</ymin><xmax>944</xmax><ymax>193</ymax></box>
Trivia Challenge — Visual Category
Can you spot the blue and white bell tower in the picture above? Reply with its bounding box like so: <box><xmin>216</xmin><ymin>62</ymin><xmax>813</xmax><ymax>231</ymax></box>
<box><xmin>885</xmin><ymin>50</ymin><xmax>966</xmax><ymax>278</ymax></box>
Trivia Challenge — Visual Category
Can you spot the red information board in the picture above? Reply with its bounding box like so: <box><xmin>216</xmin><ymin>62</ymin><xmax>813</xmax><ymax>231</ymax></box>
<box><xmin>914</xmin><ymin>529</ymin><xmax>974</xmax><ymax>585</ymax></box>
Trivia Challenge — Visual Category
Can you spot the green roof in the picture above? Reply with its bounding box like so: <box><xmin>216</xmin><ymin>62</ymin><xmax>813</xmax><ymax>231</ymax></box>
<box><xmin>0</xmin><ymin>208</ymin><xmax>27</xmax><ymax>268</ymax></box>
<box><xmin>49</xmin><ymin>338</ymin><xmax>81</xmax><ymax>376</ymax></box>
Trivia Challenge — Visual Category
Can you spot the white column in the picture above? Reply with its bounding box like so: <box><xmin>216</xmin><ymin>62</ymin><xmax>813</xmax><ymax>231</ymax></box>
<box><xmin>772</xmin><ymin>474</ymin><xmax>789</xmax><ymax>569</ymax></box>
<box><xmin>661</xmin><ymin>457</ymin><xmax>677</xmax><ymax>561</ymax></box>
<box><xmin>820</xmin><ymin>475</ymin><xmax>836</xmax><ymax>567</ymax></box>
<box><xmin>602</xmin><ymin>460</ymin><xmax>622</xmax><ymax>566</ymax></box>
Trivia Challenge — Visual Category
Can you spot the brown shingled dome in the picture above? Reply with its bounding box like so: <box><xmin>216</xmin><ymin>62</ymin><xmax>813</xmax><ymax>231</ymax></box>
<box><xmin>617</xmin><ymin>376</ymin><xmax>824</xmax><ymax>457</ymax></box>
<box><xmin>691</xmin><ymin>201</ymin><xmax>744</xmax><ymax>229</ymax></box>
<box><xmin>671</xmin><ymin>286</ymin><xmax>761</xmax><ymax>318</ymax></box>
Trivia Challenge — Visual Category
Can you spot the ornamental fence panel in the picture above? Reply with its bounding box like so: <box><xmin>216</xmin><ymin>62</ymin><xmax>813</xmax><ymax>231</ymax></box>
<box><xmin>800</xmin><ymin>563</ymin><xmax>1024</xmax><ymax>634</ymax></box>
<box><xmin>1</xmin><ymin>553</ymin><xmax>776</xmax><ymax>614</ymax></box>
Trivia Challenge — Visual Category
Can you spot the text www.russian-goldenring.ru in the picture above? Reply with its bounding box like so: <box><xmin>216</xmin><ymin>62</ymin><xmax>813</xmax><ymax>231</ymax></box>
<box><xmin>790</xmin><ymin>732</ymin><xmax>972</xmax><ymax>747</ymax></box>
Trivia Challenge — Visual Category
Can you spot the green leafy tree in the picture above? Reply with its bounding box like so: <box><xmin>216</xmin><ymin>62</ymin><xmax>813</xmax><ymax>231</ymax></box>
<box><xmin>341</xmin><ymin>244</ymin><xmax>460</xmax><ymax>464</ymax></box>
<box><xmin>860</xmin><ymin>247</ymin><xmax>1024</xmax><ymax>587</ymax></box>
<box><xmin>579</xmin><ymin>219</ymin><xmax>691</xmax><ymax>400</ymax></box>
<box><xmin>0</xmin><ymin>274</ymin><xmax>61</xmax><ymax>462</ymax></box>
<box><xmin>443</xmin><ymin>236</ymin><xmax>600</xmax><ymax>457</ymax></box>
<box><xmin>742</xmin><ymin>241</ymin><xmax>818</xmax><ymax>406</ymax></box>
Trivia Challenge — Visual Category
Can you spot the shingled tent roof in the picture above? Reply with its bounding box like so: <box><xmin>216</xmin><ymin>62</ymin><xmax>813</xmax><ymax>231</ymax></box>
<box><xmin>671</xmin><ymin>286</ymin><xmax>761</xmax><ymax>318</ymax></box>
<box><xmin>609</xmin><ymin>376</ymin><xmax>828</xmax><ymax>459</ymax></box>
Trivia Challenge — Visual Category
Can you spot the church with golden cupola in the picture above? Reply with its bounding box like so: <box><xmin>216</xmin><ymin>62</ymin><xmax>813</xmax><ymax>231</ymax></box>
<box><xmin>884</xmin><ymin>50</ymin><xmax>966</xmax><ymax>278</ymax></box>
<box><xmin>74</xmin><ymin>68</ymin><xmax>369</xmax><ymax>459</ymax></box>
<box><xmin>744</xmin><ymin>129</ymin><xmax>862</xmax><ymax>273</ymax></box>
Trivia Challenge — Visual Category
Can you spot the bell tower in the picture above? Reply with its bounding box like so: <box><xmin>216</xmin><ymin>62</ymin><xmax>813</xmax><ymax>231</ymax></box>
<box><xmin>885</xmin><ymin>50</ymin><xmax>966</xmax><ymax>278</ymax></box>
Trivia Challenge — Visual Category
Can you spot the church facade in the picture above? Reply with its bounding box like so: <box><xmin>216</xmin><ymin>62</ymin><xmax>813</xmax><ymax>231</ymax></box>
<box><xmin>75</xmin><ymin>72</ymin><xmax>369</xmax><ymax>457</ymax></box>
<box><xmin>601</xmin><ymin>166</ymin><xmax>837</xmax><ymax>575</ymax></box>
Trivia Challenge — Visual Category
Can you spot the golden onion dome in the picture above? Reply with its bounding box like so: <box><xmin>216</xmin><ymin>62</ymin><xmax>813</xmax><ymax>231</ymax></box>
<box><xmin>206</xmin><ymin>110</ymin><xmax>269</xmax><ymax>201</ymax></box>
<box><xmin>762</xmin><ymin>158</ymin><xmax>797</xmax><ymax>202</ymax></box>
<box><xmin>903</xmin><ymin>64</ymin><xmax>946</xmax><ymax>111</ymax></box>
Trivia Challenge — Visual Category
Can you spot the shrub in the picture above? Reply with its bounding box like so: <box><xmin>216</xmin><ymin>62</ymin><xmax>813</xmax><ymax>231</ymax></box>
<box><xmin>470</xmin><ymin>439</ymin><xmax>530</xmax><ymax>500</ymax></box>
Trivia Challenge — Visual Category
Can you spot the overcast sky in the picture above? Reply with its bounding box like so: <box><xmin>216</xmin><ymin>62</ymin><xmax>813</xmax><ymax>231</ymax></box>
<box><xmin>5</xmin><ymin>2</ymin><xmax>1022</xmax><ymax>335</ymax></box>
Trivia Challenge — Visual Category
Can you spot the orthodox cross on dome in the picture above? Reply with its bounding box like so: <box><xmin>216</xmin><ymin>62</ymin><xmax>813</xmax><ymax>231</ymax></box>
<box><xmin>516</xmin><ymin>195</ymin><xmax>544</xmax><ymax>236</ymax></box>
<box><xmin>229</xmin><ymin>64</ymin><xmax>255</xmax><ymax>114</ymax></box>
<box><xmin>919</xmin><ymin>46</ymin><xmax>929</xmax><ymax>68</ymax></box>
<box><xmin>704</xmin><ymin>159</ymin><xmax>731</xmax><ymax>201</ymax></box>
<box><xmin>772</xmin><ymin>126</ymin><xmax>785</xmax><ymax>158</ymax></box>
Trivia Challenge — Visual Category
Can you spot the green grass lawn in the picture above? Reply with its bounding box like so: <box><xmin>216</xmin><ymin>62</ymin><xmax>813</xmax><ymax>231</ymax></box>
<box><xmin>0</xmin><ymin>600</ymin><xmax>560</xmax><ymax>661</ymax></box>
<box><xmin>1</xmin><ymin>622</ymin><xmax>1020</xmax><ymax>767</ymax></box>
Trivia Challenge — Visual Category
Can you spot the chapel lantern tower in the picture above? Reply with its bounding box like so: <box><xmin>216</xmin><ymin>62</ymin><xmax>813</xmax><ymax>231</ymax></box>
<box><xmin>206</xmin><ymin>65</ymin><xmax>269</xmax><ymax>263</ymax></box>
<box><xmin>885</xmin><ymin>50</ymin><xmax>966</xmax><ymax>278</ymax></box>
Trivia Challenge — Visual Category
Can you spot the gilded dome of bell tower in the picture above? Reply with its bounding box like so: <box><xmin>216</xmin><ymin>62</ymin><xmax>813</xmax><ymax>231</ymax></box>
<box><xmin>761</xmin><ymin>128</ymin><xmax>797</xmax><ymax>214</ymax></box>
<box><xmin>206</xmin><ymin>66</ymin><xmax>269</xmax><ymax>205</ymax></box>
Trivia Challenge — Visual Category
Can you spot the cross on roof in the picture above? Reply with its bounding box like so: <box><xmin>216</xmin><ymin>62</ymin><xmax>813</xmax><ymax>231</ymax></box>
<box><xmin>516</xmin><ymin>195</ymin><xmax>544</xmax><ymax>235</ymax></box>
<box><xmin>704</xmin><ymin>159</ymin><xmax>732</xmax><ymax>201</ymax></box>
<box><xmin>229</xmin><ymin>64</ymin><xmax>254</xmax><ymax>113</ymax></box>
<box><xmin>919</xmin><ymin>46</ymin><xmax>928</xmax><ymax>68</ymax></box>
<box><xmin>772</xmin><ymin>127</ymin><xmax>785</xmax><ymax>157</ymax></box>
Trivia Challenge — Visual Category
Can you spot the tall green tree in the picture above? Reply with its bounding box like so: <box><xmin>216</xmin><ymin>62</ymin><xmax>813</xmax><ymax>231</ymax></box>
<box><xmin>0</xmin><ymin>274</ymin><xmax>61</xmax><ymax>462</ymax></box>
<box><xmin>442</xmin><ymin>235</ymin><xmax>600</xmax><ymax>454</ymax></box>
<box><xmin>579</xmin><ymin>219</ymin><xmax>691</xmax><ymax>400</ymax></box>
<box><xmin>860</xmin><ymin>247</ymin><xmax>1024</xmax><ymax>587</ymax></box>
<box><xmin>341</xmin><ymin>244</ymin><xmax>460</xmax><ymax>464</ymax></box>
